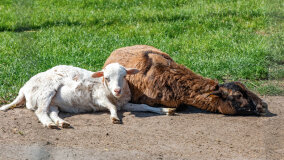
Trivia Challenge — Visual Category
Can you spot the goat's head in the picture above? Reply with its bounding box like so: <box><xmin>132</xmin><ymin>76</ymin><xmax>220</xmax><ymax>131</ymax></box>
<box><xmin>210</xmin><ymin>82</ymin><xmax>268</xmax><ymax>116</ymax></box>
<box><xmin>92</xmin><ymin>63</ymin><xmax>139</xmax><ymax>98</ymax></box>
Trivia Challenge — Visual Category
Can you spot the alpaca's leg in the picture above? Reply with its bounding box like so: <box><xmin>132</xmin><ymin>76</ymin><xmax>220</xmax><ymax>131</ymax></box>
<box><xmin>123</xmin><ymin>103</ymin><xmax>175</xmax><ymax>115</ymax></box>
<box><xmin>49</xmin><ymin>106</ymin><xmax>70</xmax><ymax>128</ymax></box>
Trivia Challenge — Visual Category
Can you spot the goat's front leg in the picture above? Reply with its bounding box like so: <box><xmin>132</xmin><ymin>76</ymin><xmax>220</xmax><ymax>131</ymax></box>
<box><xmin>98</xmin><ymin>100</ymin><xmax>120</xmax><ymax>124</ymax></box>
<box><xmin>123</xmin><ymin>103</ymin><xmax>175</xmax><ymax>115</ymax></box>
<box><xmin>108</xmin><ymin>104</ymin><xmax>120</xmax><ymax>124</ymax></box>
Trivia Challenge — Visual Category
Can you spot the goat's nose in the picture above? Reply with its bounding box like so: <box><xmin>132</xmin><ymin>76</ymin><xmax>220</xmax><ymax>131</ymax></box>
<box><xmin>114</xmin><ymin>88</ymin><xmax>121</xmax><ymax>94</ymax></box>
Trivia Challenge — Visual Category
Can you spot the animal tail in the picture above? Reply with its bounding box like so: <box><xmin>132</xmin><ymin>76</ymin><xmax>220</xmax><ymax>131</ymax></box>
<box><xmin>0</xmin><ymin>90</ymin><xmax>25</xmax><ymax>111</ymax></box>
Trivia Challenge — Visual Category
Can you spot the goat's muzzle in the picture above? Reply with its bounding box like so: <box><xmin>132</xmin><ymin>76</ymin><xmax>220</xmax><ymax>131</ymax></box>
<box><xmin>114</xmin><ymin>88</ymin><xmax>121</xmax><ymax>97</ymax></box>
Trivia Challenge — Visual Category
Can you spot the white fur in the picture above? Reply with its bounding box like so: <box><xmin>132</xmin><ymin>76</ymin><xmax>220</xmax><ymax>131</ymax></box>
<box><xmin>1</xmin><ymin>63</ymin><xmax>174</xmax><ymax>128</ymax></box>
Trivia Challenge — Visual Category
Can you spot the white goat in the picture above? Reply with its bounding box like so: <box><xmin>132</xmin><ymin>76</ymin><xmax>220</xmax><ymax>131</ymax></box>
<box><xmin>0</xmin><ymin>63</ymin><xmax>174</xmax><ymax>128</ymax></box>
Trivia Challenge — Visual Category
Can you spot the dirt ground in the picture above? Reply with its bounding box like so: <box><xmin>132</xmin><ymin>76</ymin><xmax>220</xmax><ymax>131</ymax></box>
<box><xmin>0</xmin><ymin>96</ymin><xmax>283</xmax><ymax>160</ymax></box>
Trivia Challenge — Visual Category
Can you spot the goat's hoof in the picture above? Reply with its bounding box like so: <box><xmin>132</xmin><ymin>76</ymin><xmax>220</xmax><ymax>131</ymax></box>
<box><xmin>167</xmin><ymin>108</ymin><xmax>176</xmax><ymax>116</ymax></box>
<box><xmin>47</xmin><ymin>123</ymin><xmax>58</xmax><ymax>129</ymax></box>
<box><xmin>111</xmin><ymin>117</ymin><xmax>121</xmax><ymax>124</ymax></box>
<box><xmin>161</xmin><ymin>108</ymin><xmax>176</xmax><ymax>115</ymax></box>
<box><xmin>60</xmin><ymin>122</ymin><xmax>71</xmax><ymax>128</ymax></box>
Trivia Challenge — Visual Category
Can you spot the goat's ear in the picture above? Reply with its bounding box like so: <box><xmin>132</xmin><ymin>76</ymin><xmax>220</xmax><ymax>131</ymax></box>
<box><xmin>126</xmin><ymin>68</ymin><xmax>139</xmax><ymax>75</ymax></box>
<box><xmin>92</xmin><ymin>71</ymin><xmax>104</xmax><ymax>78</ymax></box>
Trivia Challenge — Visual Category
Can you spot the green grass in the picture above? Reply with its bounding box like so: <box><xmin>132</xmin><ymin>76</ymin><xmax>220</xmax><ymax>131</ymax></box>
<box><xmin>0</xmin><ymin>0</ymin><xmax>283</xmax><ymax>103</ymax></box>
<box><xmin>258</xmin><ymin>84</ymin><xmax>284</xmax><ymax>96</ymax></box>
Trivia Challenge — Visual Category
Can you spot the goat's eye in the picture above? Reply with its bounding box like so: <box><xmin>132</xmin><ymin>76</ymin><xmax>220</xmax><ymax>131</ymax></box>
<box><xmin>105</xmin><ymin>77</ymin><xmax>110</xmax><ymax>82</ymax></box>
<box><xmin>124</xmin><ymin>75</ymin><xmax>126</xmax><ymax>78</ymax></box>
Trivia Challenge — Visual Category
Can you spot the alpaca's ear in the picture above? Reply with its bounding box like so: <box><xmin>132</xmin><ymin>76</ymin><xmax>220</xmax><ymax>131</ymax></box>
<box><xmin>208</xmin><ymin>90</ymin><xmax>222</xmax><ymax>97</ymax></box>
<box><xmin>92</xmin><ymin>71</ymin><xmax>104</xmax><ymax>78</ymax></box>
<box><xmin>126</xmin><ymin>68</ymin><xmax>139</xmax><ymax>75</ymax></box>
<box><xmin>208</xmin><ymin>88</ymin><xmax>229</xmax><ymax>99</ymax></box>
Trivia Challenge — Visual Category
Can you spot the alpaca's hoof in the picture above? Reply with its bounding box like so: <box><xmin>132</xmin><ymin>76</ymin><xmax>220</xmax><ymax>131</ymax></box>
<box><xmin>111</xmin><ymin>117</ymin><xmax>121</xmax><ymax>124</ymax></box>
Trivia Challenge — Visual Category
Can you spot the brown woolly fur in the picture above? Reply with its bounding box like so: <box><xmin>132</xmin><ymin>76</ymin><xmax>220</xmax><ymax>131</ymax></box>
<box><xmin>104</xmin><ymin>45</ymin><xmax>268</xmax><ymax>116</ymax></box>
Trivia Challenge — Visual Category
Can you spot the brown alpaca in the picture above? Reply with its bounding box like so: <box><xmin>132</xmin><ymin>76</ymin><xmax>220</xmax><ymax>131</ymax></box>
<box><xmin>104</xmin><ymin>45</ymin><xmax>268</xmax><ymax>115</ymax></box>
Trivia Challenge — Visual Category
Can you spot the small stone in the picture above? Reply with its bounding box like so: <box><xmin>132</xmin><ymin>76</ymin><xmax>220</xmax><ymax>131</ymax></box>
<box><xmin>12</xmin><ymin>128</ymin><xmax>18</xmax><ymax>134</ymax></box>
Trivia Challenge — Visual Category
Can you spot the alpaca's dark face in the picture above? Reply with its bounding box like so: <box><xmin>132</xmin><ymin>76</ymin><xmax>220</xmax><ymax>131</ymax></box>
<box><xmin>214</xmin><ymin>82</ymin><xmax>268</xmax><ymax>116</ymax></box>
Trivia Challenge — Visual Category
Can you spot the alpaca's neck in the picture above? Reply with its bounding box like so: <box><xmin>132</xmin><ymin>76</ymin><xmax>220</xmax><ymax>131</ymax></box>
<box><xmin>173</xmin><ymin>65</ymin><xmax>236</xmax><ymax>114</ymax></box>
<box><xmin>181</xmin><ymin>81</ymin><xmax>236</xmax><ymax>114</ymax></box>
<box><xmin>171</xmin><ymin>64</ymin><xmax>219</xmax><ymax>100</ymax></box>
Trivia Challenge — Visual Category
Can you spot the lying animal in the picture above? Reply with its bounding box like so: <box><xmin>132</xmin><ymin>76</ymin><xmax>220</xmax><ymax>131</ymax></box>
<box><xmin>104</xmin><ymin>45</ymin><xmax>268</xmax><ymax>116</ymax></box>
<box><xmin>0</xmin><ymin>63</ymin><xmax>174</xmax><ymax>128</ymax></box>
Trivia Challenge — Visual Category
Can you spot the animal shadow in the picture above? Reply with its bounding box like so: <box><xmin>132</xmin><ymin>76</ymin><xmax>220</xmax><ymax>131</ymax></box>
<box><xmin>264</xmin><ymin>110</ymin><xmax>277</xmax><ymax>117</ymax></box>
<box><xmin>127</xmin><ymin>104</ymin><xmax>211</xmax><ymax>118</ymax></box>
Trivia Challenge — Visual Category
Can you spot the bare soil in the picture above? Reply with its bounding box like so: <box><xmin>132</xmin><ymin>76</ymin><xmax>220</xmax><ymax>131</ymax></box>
<box><xmin>0</xmin><ymin>96</ymin><xmax>283</xmax><ymax>160</ymax></box>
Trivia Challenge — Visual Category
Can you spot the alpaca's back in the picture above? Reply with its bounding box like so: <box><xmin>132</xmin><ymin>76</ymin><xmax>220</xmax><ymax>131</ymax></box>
<box><xmin>104</xmin><ymin>45</ymin><xmax>205</xmax><ymax>108</ymax></box>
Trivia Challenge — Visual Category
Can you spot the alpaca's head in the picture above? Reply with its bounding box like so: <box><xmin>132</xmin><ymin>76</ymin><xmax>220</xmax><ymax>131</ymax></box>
<box><xmin>210</xmin><ymin>82</ymin><xmax>268</xmax><ymax>116</ymax></box>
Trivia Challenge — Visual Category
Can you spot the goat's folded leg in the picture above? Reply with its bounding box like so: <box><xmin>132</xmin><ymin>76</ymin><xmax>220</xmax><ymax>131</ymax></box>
<box><xmin>98</xmin><ymin>101</ymin><xmax>120</xmax><ymax>124</ymax></box>
<box><xmin>35</xmin><ymin>108</ymin><xmax>57</xmax><ymax>129</ymax></box>
<box><xmin>123</xmin><ymin>103</ymin><xmax>175</xmax><ymax>115</ymax></box>
<box><xmin>49</xmin><ymin>105</ymin><xmax>70</xmax><ymax>128</ymax></box>
<box><xmin>109</xmin><ymin>106</ymin><xmax>120</xmax><ymax>124</ymax></box>
<box><xmin>34</xmin><ymin>91</ymin><xmax>58</xmax><ymax>128</ymax></box>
